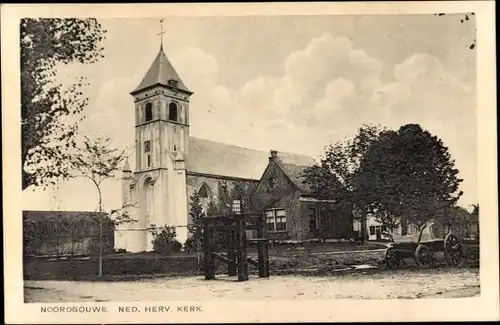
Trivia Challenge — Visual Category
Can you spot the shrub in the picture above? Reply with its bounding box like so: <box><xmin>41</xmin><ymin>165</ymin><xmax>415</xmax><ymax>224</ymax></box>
<box><xmin>184</xmin><ymin>236</ymin><xmax>201</xmax><ymax>254</ymax></box>
<box><xmin>150</xmin><ymin>225</ymin><xmax>182</xmax><ymax>255</ymax></box>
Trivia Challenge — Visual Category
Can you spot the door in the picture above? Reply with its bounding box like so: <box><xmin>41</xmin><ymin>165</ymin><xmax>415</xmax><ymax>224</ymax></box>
<box><xmin>376</xmin><ymin>227</ymin><xmax>382</xmax><ymax>240</ymax></box>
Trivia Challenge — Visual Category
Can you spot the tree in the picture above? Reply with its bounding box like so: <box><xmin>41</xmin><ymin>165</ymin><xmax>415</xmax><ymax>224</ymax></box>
<box><xmin>354</xmin><ymin>130</ymin><xmax>402</xmax><ymax>231</ymax></box>
<box><xmin>302</xmin><ymin>124</ymin><xmax>386</xmax><ymax>242</ymax></box>
<box><xmin>72</xmin><ymin>135</ymin><xmax>126</xmax><ymax>212</ymax></box>
<box><xmin>186</xmin><ymin>190</ymin><xmax>206</xmax><ymax>258</ymax></box>
<box><xmin>356</xmin><ymin>124</ymin><xmax>463</xmax><ymax>230</ymax></box>
<box><xmin>21</xmin><ymin>18</ymin><xmax>106</xmax><ymax>190</ymax></box>
<box><xmin>71</xmin><ymin>134</ymin><xmax>128</xmax><ymax>276</ymax></box>
<box><xmin>206</xmin><ymin>199</ymin><xmax>218</xmax><ymax>216</ymax></box>
<box><xmin>471</xmin><ymin>204</ymin><xmax>479</xmax><ymax>216</ymax></box>
<box><xmin>229</xmin><ymin>183</ymin><xmax>251</xmax><ymax>212</ymax></box>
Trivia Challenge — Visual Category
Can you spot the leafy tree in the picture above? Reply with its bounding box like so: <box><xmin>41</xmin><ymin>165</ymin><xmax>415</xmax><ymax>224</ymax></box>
<box><xmin>471</xmin><ymin>204</ymin><xmax>479</xmax><ymax>216</ymax></box>
<box><xmin>441</xmin><ymin>206</ymin><xmax>473</xmax><ymax>238</ymax></box>
<box><xmin>354</xmin><ymin>130</ymin><xmax>402</xmax><ymax>230</ymax></box>
<box><xmin>356</xmin><ymin>124</ymin><xmax>463</xmax><ymax>230</ymax></box>
<box><xmin>229</xmin><ymin>183</ymin><xmax>251</xmax><ymax>213</ymax></box>
<box><xmin>189</xmin><ymin>190</ymin><xmax>205</xmax><ymax>223</ymax></box>
<box><xmin>186</xmin><ymin>190</ymin><xmax>205</xmax><ymax>256</ymax></box>
<box><xmin>302</xmin><ymin>124</ymin><xmax>386</xmax><ymax>242</ymax></box>
<box><xmin>206</xmin><ymin>199</ymin><xmax>219</xmax><ymax>216</ymax></box>
<box><xmin>21</xmin><ymin>18</ymin><xmax>106</xmax><ymax>190</ymax></box>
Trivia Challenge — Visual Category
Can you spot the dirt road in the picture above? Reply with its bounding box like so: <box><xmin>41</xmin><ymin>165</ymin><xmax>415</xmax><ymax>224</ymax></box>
<box><xmin>24</xmin><ymin>267</ymin><xmax>479</xmax><ymax>302</ymax></box>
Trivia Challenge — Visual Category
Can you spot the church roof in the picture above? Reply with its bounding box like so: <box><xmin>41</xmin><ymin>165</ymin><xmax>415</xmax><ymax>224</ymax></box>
<box><xmin>186</xmin><ymin>137</ymin><xmax>317</xmax><ymax>181</ymax></box>
<box><xmin>131</xmin><ymin>47</ymin><xmax>191</xmax><ymax>95</ymax></box>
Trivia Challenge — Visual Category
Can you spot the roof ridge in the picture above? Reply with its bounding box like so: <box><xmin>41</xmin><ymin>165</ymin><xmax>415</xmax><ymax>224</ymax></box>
<box><xmin>189</xmin><ymin>136</ymin><xmax>265</xmax><ymax>153</ymax></box>
<box><xmin>189</xmin><ymin>136</ymin><xmax>315</xmax><ymax>160</ymax></box>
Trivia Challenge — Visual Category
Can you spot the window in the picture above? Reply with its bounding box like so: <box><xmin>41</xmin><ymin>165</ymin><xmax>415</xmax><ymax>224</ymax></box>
<box><xmin>265</xmin><ymin>209</ymin><xmax>287</xmax><ymax>232</ymax></box>
<box><xmin>144</xmin><ymin>140</ymin><xmax>151</xmax><ymax>153</ymax></box>
<box><xmin>232</xmin><ymin>199</ymin><xmax>242</xmax><ymax>214</ymax></box>
<box><xmin>266</xmin><ymin>210</ymin><xmax>275</xmax><ymax>232</ymax></box>
<box><xmin>369</xmin><ymin>226</ymin><xmax>375</xmax><ymax>236</ymax></box>
<box><xmin>267</xmin><ymin>177</ymin><xmax>276</xmax><ymax>192</ymax></box>
<box><xmin>198</xmin><ymin>184</ymin><xmax>209</xmax><ymax>198</ymax></box>
<box><xmin>168</xmin><ymin>102</ymin><xmax>178</xmax><ymax>122</ymax></box>
<box><xmin>168</xmin><ymin>79</ymin><xmax>178</xmax><ymax>88</ymax></box>
<box><xmin>145</xmin><ymin>103</ymin><xmax>153</xmax><ymax>122</ymax></box>
<box><xmin>308</xmin><ymin>208</ymin><xmax>318</xmax><ymax>230</ymax></box>
<box><xmin>147</xmin><ymin>154</ymin><xmax>151</xmax><ymax>168</ymax></box>
<box><xmin>275</xmin><ymin>209</ymin><xmax>286</xmax><ymax>231</ymax></box>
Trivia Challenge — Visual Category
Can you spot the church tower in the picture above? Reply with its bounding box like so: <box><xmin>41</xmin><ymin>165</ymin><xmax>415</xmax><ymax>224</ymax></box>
<box><xmin>118</xmin><ymin>38</ymin><xmax>193</xmax><ymax>252</ymax></box>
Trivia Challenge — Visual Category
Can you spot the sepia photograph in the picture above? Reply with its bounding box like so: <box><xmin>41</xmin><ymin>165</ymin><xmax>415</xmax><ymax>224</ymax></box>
<box><xmin>2</xmin><ymin>2</ymin><xmax>498</xmax><ymax>323</ymax></box>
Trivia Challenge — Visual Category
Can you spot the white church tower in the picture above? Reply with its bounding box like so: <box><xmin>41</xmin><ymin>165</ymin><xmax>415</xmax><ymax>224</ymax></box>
<box><xmin>115</xmin><ymin>35</ymin><xmax>193</xmax><ymax>252</ymax></box>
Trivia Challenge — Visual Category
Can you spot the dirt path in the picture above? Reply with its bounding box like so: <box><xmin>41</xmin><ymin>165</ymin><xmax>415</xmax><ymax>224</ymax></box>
<box><xmin>25</xmin><ymin>267</ymin><xmax>479</xmax><ymax>302</ymax></box>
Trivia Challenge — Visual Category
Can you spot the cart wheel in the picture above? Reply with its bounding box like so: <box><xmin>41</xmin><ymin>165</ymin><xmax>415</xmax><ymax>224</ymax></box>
<box><xmin>415</xmin><ymin>244</ymin><xmax>433</xmax><ymax>268</ymax></box>
<box><xmin>444</xmin><ymin>233</ymin><xmax>463</xmax><ymax>266</ymax></box>
<box><xmin>384</xmin><ymin>247</ymin><xmax>401</xmax><ymax>269</ymax></box>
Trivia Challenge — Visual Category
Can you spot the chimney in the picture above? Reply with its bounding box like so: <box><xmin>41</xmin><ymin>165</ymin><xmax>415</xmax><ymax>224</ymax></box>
<box><xmin>269</xmin><ymin>149</ymin><xmax>278</xmax><ymax>161</ymax></box>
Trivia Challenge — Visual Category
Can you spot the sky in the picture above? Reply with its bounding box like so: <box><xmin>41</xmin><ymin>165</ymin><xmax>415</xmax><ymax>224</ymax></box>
<box><xmin>22</xmin><ymin>14</ymin><xmax>478</xmax><ymax>212</ymax></box>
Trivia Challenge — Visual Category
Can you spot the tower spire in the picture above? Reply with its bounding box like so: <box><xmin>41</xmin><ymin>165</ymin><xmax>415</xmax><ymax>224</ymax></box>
<box><xmin>157</xmin><ymin>19</ymin><xmax>165</xmax><ymax>51</ymax></box>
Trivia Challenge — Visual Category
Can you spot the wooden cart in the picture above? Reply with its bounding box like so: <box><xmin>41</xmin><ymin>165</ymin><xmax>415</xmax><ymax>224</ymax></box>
<box><xmin>383</xmin><ymin>222</ymin><xmax>463</xmax><ymax>269</ymax></box>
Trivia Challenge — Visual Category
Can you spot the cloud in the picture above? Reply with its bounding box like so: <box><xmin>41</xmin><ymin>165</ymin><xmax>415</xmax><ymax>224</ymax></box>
<box><xmin>108</xmin><ymin>33</ymin><xmax>476</xmax><ymax>189</ymax></box>
<box><xmin>170</xmin><ymin>33</ymin><xmax>388</xmax><ymax>152</ymax></box>
<box><xmin>23</xmin><ymin>32</ymin><xmax>476</xmax><ymax>211</ymax></box>
<box><xmin>168</xmin><ymin>35</ymin><xmax>476</xmax><ymax>205</ymax></box>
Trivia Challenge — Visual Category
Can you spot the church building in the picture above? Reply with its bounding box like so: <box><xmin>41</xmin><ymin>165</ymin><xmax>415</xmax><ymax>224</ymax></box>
<box><xmin>114</xmin><ymin>45</ymin><xmax>353</xmax><ymax>253</ymax></box>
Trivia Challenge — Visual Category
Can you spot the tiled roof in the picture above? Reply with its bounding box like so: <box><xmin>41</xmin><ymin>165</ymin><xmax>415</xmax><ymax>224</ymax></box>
<box><xmin>276</xmin><ymin>161</ymin><xmax>313</xmax><ymax>193</ymax></box>
<box><xmin>186</xmin><ymin>137</ymin><xmax>317</xmax><ymax>180</ymax></box>
<box><xmin>131</xmin><ymin>47</ymin><xmax>191</xmax><ymax>95</ymax></box>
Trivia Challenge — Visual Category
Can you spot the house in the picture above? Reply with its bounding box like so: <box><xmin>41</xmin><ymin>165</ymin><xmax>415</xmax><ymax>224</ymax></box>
<box><xmin>353</xmin><ymin>214</ymin><xmax>420</xmax><ymax>241</ymax></box>
<box><xmin>251</xmin><ymin>150</ymin><xmax>354</xmax><ymax>241</ymax></box>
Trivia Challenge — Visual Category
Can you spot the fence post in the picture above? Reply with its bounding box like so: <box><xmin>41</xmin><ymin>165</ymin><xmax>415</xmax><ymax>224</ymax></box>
<box><xmin>235</xmin><ymin>217</ymin><xmax>248</xmax><ymax>281</ymax></box>
<box><xmin>257</xmin><ymin>214</ymin><xmax>269</xmax><ymax>278</ymax></box>
<box><xmin>203</xmin><ymin>219</ymin><xmax>215</xmax><ymax>280</ymax></box>
<box><xmin>227</xmin><ymin>219</ymin><xmax>237</xmax><ymax>276</ymax></box>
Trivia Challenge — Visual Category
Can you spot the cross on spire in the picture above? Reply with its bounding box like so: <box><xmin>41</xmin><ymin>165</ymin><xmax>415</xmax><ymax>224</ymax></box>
<box><xmin>157</xmin><ymin>19</ymin><xmax>165</xmax><ymax>50</ymax></box>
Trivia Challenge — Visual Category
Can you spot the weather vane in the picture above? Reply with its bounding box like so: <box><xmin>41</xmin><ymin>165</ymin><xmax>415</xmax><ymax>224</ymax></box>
<box><xmin>158</xmin><ymin>19</ymin><xmax>165</xmax><ymax>50</ymax></box>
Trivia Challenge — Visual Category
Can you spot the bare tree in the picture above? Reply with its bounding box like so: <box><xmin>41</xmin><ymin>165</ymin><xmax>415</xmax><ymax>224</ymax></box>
<box><xmin>72</xmin><ymin>134</ymin><xmax>130</xmax><ymax>276</ymax></box>
<box><xmin>72</xmin><ymin>135</ymin><xmax>126</xmax><ymax>212</ymax></box>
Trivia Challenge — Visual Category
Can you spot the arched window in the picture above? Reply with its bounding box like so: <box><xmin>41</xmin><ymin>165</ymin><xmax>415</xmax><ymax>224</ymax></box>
<box><xmin>198</xmin><ymin>183</ymin><xmax>211</xmax><ymax>212</ymax></box>
<box><xmin>168</xmin><ymin>102</ymin><xmax>178</xmax><ymax>122</ymax></box>
<box><xmin>145</xmin><ymin>103</ymin><xmax>153</xmax><ymax>122</ymax></box>
<box><xmin>198</xmin><ymin>183</ymin><xmax>210</xmax><ymax>198</ymax></box>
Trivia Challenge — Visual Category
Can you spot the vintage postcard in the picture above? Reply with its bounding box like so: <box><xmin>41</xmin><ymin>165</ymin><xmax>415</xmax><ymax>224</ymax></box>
<box><xmin>2</xmin><ymin>1</ymin><xmax>498</xmax><ymax>323</ymax></box>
